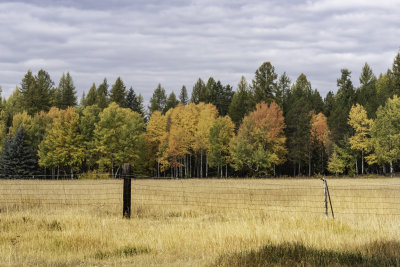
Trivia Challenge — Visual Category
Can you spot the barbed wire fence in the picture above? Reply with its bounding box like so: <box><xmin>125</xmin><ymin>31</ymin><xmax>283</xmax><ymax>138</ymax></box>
<box><xmin>0</xmin><ymin>174</ymin><xmax>399</xmax><ymax>219</ymax></box>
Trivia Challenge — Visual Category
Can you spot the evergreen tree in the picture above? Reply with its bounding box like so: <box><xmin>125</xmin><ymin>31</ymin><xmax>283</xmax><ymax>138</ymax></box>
<box><xmin>109</xmin><ymin>77</ymin><xmax>126</xmax><ymax>107</ymax></box>
<box><xmin>149</xmin><ymin>83</ymin><xmax>167</xmax><ymax>114</ymax></box>
<box><xmin>58</xmin><ymin>72</ymin><xmax>77</xmax><ymax>109</ymax></box>
<box><xmin>179</xmin><ymin>85</ymin><xmax>188</xmax><ymax>105</ymax></box>
<box><xmin>19</xmin><ymin>69</ymin><xmax>53</xmax><ymax>115</ymax></box>
<box><xmin>206</xmin><ymin>77</ymin><xmax>217</xmax><ymax>104</ymax></box>
<box><xmin>357</xmin><ymin>63</ymin><xmax>378</xmax><ymax>118</ymax></box>
<box><xmin>97</xmin><ymin>78</ymin><xmax>109</xmax><ymax>109</ymax></box>
<box><xmin>392</xmin><ymin>52</ymin><xmax>400</xmax><ymax>94</ymax></box>
<box><xmin>0</xmin><ymin>126</ymin><xmax>38</xmax><ymax>178</ymax></box>
<box><xmin>252</xmin><ymin>61</ymin><xmax>278</xmax><ymax>104</ymax></box>
<box><xmin>137</xmin><ymin>94</ymin><xmax>145</xmax><ymax>119</ymax></box>
<box><xmin>276</xmin><ymin>72</ymin><xmax>291</xmax><ymax>107</ymax></box>
<box><xmin>284</xmin><ymin>74</ymin><xmax>313</xmax><ymax>176</ymax></box>
<box><xmin>126</xmin><ymin>87</ymin><xmax>140</xmax><ymax>112</ymax></box>
<box><xmin>165</xmin><ymin>92</ymin><xmax>179</xmax><ymax>112</ymax></box>
<box><xmin>328</xmin><ymin>69</ymin><xmax>356</xmax><ymax>144</ymax></box>
<box><xmin>191</xmin><ymin>78</ymin><xmax>205</xmax><ymax>104</ymax></box>
<box><xmin>85</xmin><ymin>83</ymin><xmax>98</xmax><ymax>106</ymax></box>
<box><xmin>228</xmin><ymin>76</ymin><xmax>251</xmax><ymax>128</ymax></box>
<box><xmin>80</xmin><ymin>91</ymin><xmax>86</xmax><ymax>107</ymax></box>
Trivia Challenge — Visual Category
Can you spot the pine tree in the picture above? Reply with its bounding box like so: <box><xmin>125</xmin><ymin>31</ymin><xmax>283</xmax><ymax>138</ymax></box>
<box><xmin>85</xmin><ymin>83</ymin><xmax>98</xmax><ymax>106</ymax></box>
<box><xmin>165</xmin><ymin>92</ymin><xmax>179</xmax><ymax>112</ymax></box>
<box><xmin>19</xmin><ymin>69</ymin><xmax>53</xmax><ymax>115</ymax></box>
<box><xmin>357</xmin><ymin>63</ymin><xmax>378</xmax><ymax>118</ymax></box>
<box><xmin>228</xmin><ymin>76</ymin><xmax>251</xmax><ymax>128</ymax></box>
<box><xmin>109</xmin><ymin>77</ymin><xmax>126</xmax><ymax>107</ymax></box>
<box><xmin>58</xmin><ymin>72</ymin><xmax>77</xmax><ymax>109</ymax></box>
<box><xmin>252</xmin><ymin>61</ymin><xmax>278</xmax><ymax>104</ymax></box>
<box><xmin>149</xmin><ymin>83</ymin><xmax>167</xmax><ymax>114</ymax></box>
<box><xmin>179</xmin><ymin>85</ymin><xmax>188</xmax><ymax>105</ymax></box>
<box><xmin>126</xmin><ymin>87</ymin><xmax>140</xmax><ymax>112</ymax></box>
<box><xmin>97</xmin><ymin>78</ymin><xmax>109</xmax><ymax>109</ymax></box>
<box><xmin>191</xmin><ymin>78</ymin><xmax>205</xmax><ymax>104</ymax></box>
<box><xmin>329</xmin><ymin>69</ymin><xmax>356</xmax><ymax>144</ymax></box>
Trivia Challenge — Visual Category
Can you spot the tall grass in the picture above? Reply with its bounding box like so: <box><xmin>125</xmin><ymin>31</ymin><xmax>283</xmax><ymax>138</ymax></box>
<box><xmin>0</xmin><ymin>178</ymin><xmax>399</xmax><ymax>266</ymax></box>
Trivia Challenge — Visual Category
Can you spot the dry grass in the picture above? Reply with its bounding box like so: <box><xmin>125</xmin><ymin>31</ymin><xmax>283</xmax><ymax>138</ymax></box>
<box><xmin>0</xmin><ymin>178</ymin><xmax>399</xmax><ymax>266</ymax></box>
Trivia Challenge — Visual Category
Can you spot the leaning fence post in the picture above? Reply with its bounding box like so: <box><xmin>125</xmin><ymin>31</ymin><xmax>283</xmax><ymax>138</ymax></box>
<box><xmin>321</xmin><ymin>177</ymin><xmax>334</xmax><ymax>219</ymax></box>
<box><xmin>321</xmin><ymin>177</ymin><xmax>328</xmax><ymax>219</ymax></box>
<box><xmin>123</xmin><ymin>163</ymin><xmax>131</xmax><ymax>219</ymax></box>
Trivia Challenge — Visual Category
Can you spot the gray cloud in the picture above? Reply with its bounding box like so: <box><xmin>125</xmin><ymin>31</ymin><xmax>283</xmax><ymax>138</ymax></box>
<box><xmin>0</xmin><ymin>0</ymin><xmax>399</xmax><ymax>103</ymax></box>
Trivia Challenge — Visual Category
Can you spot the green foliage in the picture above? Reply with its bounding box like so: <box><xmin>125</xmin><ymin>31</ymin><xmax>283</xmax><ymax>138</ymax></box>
<box><xmin>165</xmin><ymin>91</ymin><xmax>179</xmax><ymax>112</ymax></box>
<box><xmin>109</xmin><ymin>77</ymin><xmax>126</xmax><ymax>107</ymax></box>
<box><xmin>57</xmin><ymin>72</ymin><xmax>77</xmax><ymax>109</ymax></box>
<box><xmin>252</xmin><ymin>61</ymin><xmax>278</xmax><ymax>104</ymax></box>
<box><xmin>357</xmin><ymin>63</ymin><xmax>378</xmax><ymax>118</ymax></box>
<box><xmin>85</xmin><ymin>83</ymin><xmax>98</xmax><ymax>107</ymax></box>
<box><xmin>228</xmin><ymin>76</ymin><xmax>252</xmax><ymax>128</ymax></box>
<box><xmin>179</xmin><ymin>85</ymin><xmax>188</xmax><ymax>105</ymax></box>
<box><xmin>0</xmin><ymin>125</ymin><xmax>39</xmax><ymax>178</ymax></box>
<box><xmin>94</xmin><ymin>102</ymin><xmax>145</xmax><ymax>176</ymax></box>
<box><xmin>149</xmin><ymin>83</ymin><xmax>167</xmax><ymax>114</ymax></box>
<box><xmin>329</xmin><ymin>69</ymin><xmax>356</xmax><ymax>144</ymax></box>
<box><xmin>190</xmin><ymin>78</ymin><xmax>206</xmax><ymax>104</ymax></box>
<box><xmin>19</xmin><ymin>69</ymin><xmax>54</xmax><ymax>115</ymax></box>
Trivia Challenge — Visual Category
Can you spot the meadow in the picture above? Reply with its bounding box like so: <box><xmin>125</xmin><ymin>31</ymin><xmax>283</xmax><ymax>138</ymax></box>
<box><xmin>0</xmin><ymin>178</ymin><xmax>399</xmax><ymax>266</ymax></box>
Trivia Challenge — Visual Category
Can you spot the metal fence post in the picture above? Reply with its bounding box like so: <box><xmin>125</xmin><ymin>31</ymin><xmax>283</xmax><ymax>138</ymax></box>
<box><xmin>123</xmin><ymin>163</ymin><xmax>131</xmax><ymax>219</ymax></box>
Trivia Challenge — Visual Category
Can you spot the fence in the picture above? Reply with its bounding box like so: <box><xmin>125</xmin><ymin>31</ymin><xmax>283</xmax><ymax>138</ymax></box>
<box><xmin>0</xmin><ymin>177</ymin><xmax>399</xmax><ymax>219</ymax></box>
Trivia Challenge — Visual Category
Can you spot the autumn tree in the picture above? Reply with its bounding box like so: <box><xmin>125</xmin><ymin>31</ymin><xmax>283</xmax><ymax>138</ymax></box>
<box><xmin>146</xmin><ymin>110</ymin><xmax>168</xmax><ymax>177</ymax></box>
<box><xmin>310</xmin><ymin>112</ymin><xmax>330</xmax><ymax>174</ymax></box>
<box><xmin>38</xmin><ymin>107</ymin><xmax>84</xmax><ymax>177</ymax></box>
<box><xmin>348</xmin><ymin>104</ymin><xmax>373</xmax><ymax>175</ymax></box>
<box><xmin>230</xmin><ymin>101</ymin><xmax>286</xmax><ymax>176</ymax></box>
<box><xmin>368</xmin><ymin>95</ymin><xmax>400</xmax><ymax>176</ymax></box>
<box><xmin>193</xmin><ymin>103</ymin><xmax>218</xmax><ymax>177</ymax></box>
<box><xmin>208</xmin><ymin>116</ymin><xmax>235</xmax><ymax>177</ymax></box>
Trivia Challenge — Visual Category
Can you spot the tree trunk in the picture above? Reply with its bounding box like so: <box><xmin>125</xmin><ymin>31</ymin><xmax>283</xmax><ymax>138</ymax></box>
<box><xmin>200</xmin><ymin>151</ymin><xmax>203</xmax><ymax>178</ymax></box>
<box><xmin>206</xmin><ymin>155</ymin><xmax>208</xmax><ymax>178</ymax></box>
<box><xmin>225</xmin><ymin>164</ymin><xmax>228</xmax><ymax>178</ymax></box>
<box><xmin>308</xmin><ymin>149</ymin><xmax>311</xmax><ymax>177</ymax></box>
<box><xmin>390</xmin><ymin>161</ymin><xmax>393</xmax><ymax>178</ymax></box>
<box><xmin>293</xmin><ymin>162</ymin><xmax>296</xmax><ymax>177</ymax></box>
<box><xmin>355</xmin><ymin>158</ymin><xmax>358</xmax><ymax>176</ymax></box>
<box><xmin>157</xmin><ymin>161</ymin><xmax>160</xmax><ymax>178</ymax></box>
<box><xmin>361</xmin><ymin>150</ymin><xmax>364</xmax><ymax>175</ymax></box>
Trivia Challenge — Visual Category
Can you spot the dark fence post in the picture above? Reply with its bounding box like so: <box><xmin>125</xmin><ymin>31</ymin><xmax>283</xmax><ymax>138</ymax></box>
<box><xmin>123</xmin><ymin>163</ymin><xmax>131</xmax><ymax>219</ymax></box>
<box><xmin>321</xmin><ymin>177</ymin><xmax>334</xmax><ymax>219</ymax></box>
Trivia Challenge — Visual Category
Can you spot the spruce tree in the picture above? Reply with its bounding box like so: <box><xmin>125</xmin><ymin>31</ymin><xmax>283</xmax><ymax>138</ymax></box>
<box><xmin>179</xmin><ymin>85</ymin><xmax>188</xmax><ymax>105</ymax></box>
<box><xmin>191</xmin><ymin>78</ymin><xmax>205</xmax><ymax>104</ymax></box>
<box><xmin>149</xmin><ymin>83</ymin><xmax>167</xmax><ymax>114</ymax></box>
<box><xmin>126</xmin><ymin>87</ymin><xmax>142</xmax><ymax>113</ymax></box>
<box><xmin>110</xmin><ymin>77</ymin><xmax>126</xmax><ymax>107</ymax></box>
<box><xmin>85</xmin><ymin>83</ymin><xmax>98</xmax><ymax>106</ymax></box>
<box><xmin>12</xmin><ymin>125</ymin><xmax>39</xmax><ymax>177</ymax></box>
<box><xmin>58</xmin><ymin>72</ymin><xmax>77</xmax><ymax>109</ymax></box>
<box><xmin>228</xmin><ymin>76</ymin><xmax>251</xmax><ymax>127</ymax></box>
<box><xmin>165</xmin><ymin>92</ymin><xmax>179</xmax><ymax>112</ymax></box>
<box><xmin>252</xmin><ymin>61</ymin><xmax>278</xmax><ymax>104</ymax></box>
<box><xmin>97</xmin><ymin>78</ymin><xmax>109</xmax><ymax>109</ymax></box>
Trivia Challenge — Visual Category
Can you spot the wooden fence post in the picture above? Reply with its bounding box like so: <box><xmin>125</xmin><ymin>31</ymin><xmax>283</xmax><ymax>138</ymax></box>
<box><xmin>123</xmin><ymin>163</ymin><xmax>131</xmax><ymax>219</ymax></box>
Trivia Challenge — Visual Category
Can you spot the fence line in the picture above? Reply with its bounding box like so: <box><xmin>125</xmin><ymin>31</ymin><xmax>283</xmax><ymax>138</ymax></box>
<box><xmin>0</xmin><ymin>178</ymin><xmax>399</xmax><ymax>218</ymax></box>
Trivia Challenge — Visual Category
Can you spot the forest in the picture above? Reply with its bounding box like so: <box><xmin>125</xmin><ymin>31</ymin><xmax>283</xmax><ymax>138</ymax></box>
<box><xmin>0</xmin><ymin>52</ymin><xmax>400</xmax><ymax>178</ymax></box>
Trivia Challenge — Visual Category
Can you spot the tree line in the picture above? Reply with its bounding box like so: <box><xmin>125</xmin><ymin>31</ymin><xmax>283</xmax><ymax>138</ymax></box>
<box><xmin>0</xmin><ymin>52</ymin><xmax>399</xmax><ymax>178</ymax></box>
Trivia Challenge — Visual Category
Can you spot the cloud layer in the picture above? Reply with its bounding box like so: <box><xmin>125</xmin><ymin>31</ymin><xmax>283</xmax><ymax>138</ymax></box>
<box><xmin>1</xmin><ymin>0</ymin><xmax>400</xmax><ymax>102</ymax></box>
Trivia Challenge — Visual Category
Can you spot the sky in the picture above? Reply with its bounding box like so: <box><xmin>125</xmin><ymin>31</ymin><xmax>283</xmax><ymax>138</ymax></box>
<box><xmin>1</xmin><ymin>0</ymin><xmax>400</xmax><ymax>104</ymax></box>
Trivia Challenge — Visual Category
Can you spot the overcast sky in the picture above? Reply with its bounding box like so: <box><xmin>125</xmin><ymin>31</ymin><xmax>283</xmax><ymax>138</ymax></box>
<box><xmin>1</xmin><ymin>0</ymin><xmax>400</xmax><ymax>103</ymax></box>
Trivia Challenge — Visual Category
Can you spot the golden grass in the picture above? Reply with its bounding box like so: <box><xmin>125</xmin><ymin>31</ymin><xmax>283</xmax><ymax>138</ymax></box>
<box><xmin>0</xmin><ymin>178</ymin><xmax>399</xmax><ymax>266</ymax></box>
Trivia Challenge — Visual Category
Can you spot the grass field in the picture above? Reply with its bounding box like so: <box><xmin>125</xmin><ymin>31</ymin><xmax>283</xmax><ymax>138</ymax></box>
<box><xmin>0</xmin><ymin>178</ymin><xmax>399</xmax><ymax>266</ymax></box>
